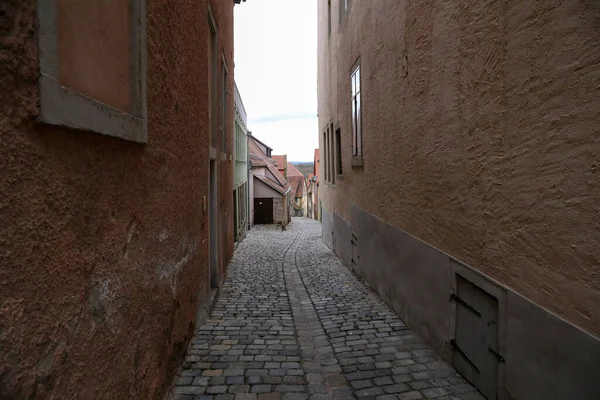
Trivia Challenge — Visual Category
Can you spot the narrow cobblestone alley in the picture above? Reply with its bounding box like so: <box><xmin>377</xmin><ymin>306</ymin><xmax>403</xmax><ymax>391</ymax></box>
<box><xmin>172</xmin><ymin>218</ymin><xmax>482</xmax><ymax>400</ymax></box>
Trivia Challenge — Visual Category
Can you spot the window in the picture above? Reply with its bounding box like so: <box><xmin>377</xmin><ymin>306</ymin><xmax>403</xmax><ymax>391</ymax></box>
<box><xmin>351</xmin><ymin>62</ymin><xmax>362</xmax><ymax>160</ymax></box>
<box><xmin>323</xmin><ymin>124</ymin><xmax>337</xmax><ymax>185</ymax></box>
<box><xmin>37</xmin><ymin>0</ymin><xmax>147</xmax><ymax>142</ymax></box>
<box><xmin>327</xmin><ymin>0</ymin><xmax>332</xmax><ymax>36</ymax></box>
<box><xmin>221</xmin><ymin>59</ymin><xmax>228</xmax><ymax>152</ymax></box>
<box><xmin>335</xmin><ymin>128</ymin><xmax>342</xmax><ymax>176</ymax></box>
<box><xmin>323</xmin><ymin>130</ymin><xmax>329</xmax><ymax>183</ymax></box>
<box><xmin>339</xmin><ymin>0</ymin><xmax>351</xmax><ymax>20</ymax></box>
<box><xmin>209</xmin><ymin>11</ymin><xmax>218</xmax><ymax>147</ymax></box>
<box><xmin>329</xmin><ymin>123</ymin><xmax>335</xmax><ymax>184</ymax></box>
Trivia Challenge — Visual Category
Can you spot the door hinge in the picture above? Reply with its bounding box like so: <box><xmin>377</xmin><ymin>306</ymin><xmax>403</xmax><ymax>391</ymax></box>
<box><xmin>488</xmin><ymin>346</ymin><xmax>505</xmax><ymax>363</ymax></box>
<box><xmin>450</xmin><ymin>293</ymin><xmax>481</xmax><ymax>317</ymax></box>
<box><xmin>450</xmin><ymin>339</ymin><xmax>480</xmax><ymax>372</ymax></box>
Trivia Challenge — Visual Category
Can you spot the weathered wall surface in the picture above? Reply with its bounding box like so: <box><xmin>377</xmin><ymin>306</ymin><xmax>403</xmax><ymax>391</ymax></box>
<box><xmin>273</xmin><ymin>197</ymin><xmax>285</xmax><ymax>224</ymax></box>
<box><xmin>347</xmin><ymin>204</ymin><xmax>600</xmax><ymax>399</ymax></box>
<box><xmin>57</xmin><ymin>0</ymin><xmax>131</xmax><ymax>112</ymax></box>
<box><xmin>0</xmin><ymin>0</ymin><xmax>233</xmax><ymax>399</ymax></box>
<box><xmin>318</xmin><ymin>0</ymin><xmax>600</xmax><ymax>336</ymax></box>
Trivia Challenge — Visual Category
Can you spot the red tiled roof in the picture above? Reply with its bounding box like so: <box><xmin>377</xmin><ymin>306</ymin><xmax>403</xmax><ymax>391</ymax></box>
<box><xmin>286</xmin><ymin>162</ymin><xmax>303</xmax><ymax>177</ymax></box>
<box><xmin>249</xmin><ymin>137</ymin><xmax>267</xmax><ymax>157</ymax></box>
<box><xmin>249</xmin><ymin>154</ymin><xmax>269</xmax><ymax>167</ymax></box>
<box><xmin>272</xmin><ymin>155</ymin><xmax>286</xmax><ymax>168</ymax></box>
<box><xmin>287</xmin><ymin>163</ymin><xmax>306</xmax><ymax>198</ymax></box>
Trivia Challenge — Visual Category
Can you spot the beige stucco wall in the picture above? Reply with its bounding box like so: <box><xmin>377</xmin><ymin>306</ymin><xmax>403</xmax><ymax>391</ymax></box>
<box><xmin>318</xmin><ymin>0</ymin><xmax>600</xmax><ymax>335</ymax></box>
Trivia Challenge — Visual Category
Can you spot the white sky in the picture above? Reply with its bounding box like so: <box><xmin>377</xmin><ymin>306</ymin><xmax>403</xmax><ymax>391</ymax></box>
<box><xmin>234</xmin><ymin>0</ymin><xmax>318</xmax><ymax>162</ymax></box>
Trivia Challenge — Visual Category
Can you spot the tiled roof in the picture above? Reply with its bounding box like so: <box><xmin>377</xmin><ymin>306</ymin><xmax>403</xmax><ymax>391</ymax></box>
<box><xmin>250</xmin><ymin>154</ymin><xmax>269</xmax><ymax>167</ymax></box>
<box><xmin>272</xmin><ymin>155</ymin><xmax>286</xmax><ymax>168</ymax></box>
<box><xmin>286</xmin><ymin>163</ymin><xmax>306</xmax><ymax>198</ymax></box>
<box><xmin>266</xmin><ymin>163</ymin><xmax>288</xmax><ymax>188</ymax></box>
<box><xmin>255</xmin><ymin>174</ymin><xmax>289</xmax><ymax>196</ymax></box>
<box><xmin>248</xmin><ymin>135</ymin><xmax>291</xmax><ymax>196</ymax></box>
<box><xmin>286</xmin><ymin>162</ymin><xmax>304</xmax><ymax>177</ymax></box>
<box><xmin>249</xmin><ymin>137</ymin><xmax>267</xmax><ymax>157</ymax></box>
<box><xmin>248</xmin><ymin>134</ymin><xmax>272</xmax><ymax>154</ymax></box>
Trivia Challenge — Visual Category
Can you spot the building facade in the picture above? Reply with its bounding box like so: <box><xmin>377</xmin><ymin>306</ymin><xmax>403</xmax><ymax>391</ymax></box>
<box><xmin>317</xmin><ymin>1</ymin><xmax>600</xmax><ymax>399</ymax></box>
<box><xmin>312</xmin><ymin>149</ymin><xmax>320</xmax><ymax>220</ymax></box>
<box><xmin>0</xmin><ymin>0</ymin><xmax>237</xmax><ymax>398</ymax></box>
<box><xmin>248</xmin><ymin>135</ymin><xmax>292</xmax><ymax>226</ymax></box>
<box><xmin>233</xmin><ymin>82</ymin><xmax>248</xmax><ymax>243</ymax></box>
<box><xmin>287</xmin><ymin>163</ymin><xmax>308</xmax><ymax>217</ymax></box>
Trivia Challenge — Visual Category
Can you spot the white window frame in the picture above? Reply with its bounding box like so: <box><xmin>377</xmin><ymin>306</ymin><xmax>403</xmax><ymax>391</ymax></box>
<box><xmin>351</xmin><ymin>61</ymin><xmax>362</xmax><ymax>160</ymax></box>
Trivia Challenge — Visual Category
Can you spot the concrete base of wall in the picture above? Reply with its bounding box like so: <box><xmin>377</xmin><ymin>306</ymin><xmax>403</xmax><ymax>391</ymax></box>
<box><xmin>323</xmin><ymin>204</ymin><xmax>600</xmax><ymax>400</ymax></box>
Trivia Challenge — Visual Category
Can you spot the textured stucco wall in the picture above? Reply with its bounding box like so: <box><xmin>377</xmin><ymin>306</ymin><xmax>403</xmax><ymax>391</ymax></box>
<box><xmin>57</xmin><ymin>0</ymin><xmax>131</xmax><ymax>113</ymax></box>
<box><xmin>318</xmin><ymin>0</ymin><xmax>600</xmax><ymax>336</ymax></box>
<box><xmin>0</xmin><ymin>0</ymin><xmax>233</xmax><ymax>399</ymax></box>
<box><xmin>273</xmin><ymin>197</ymin><xmax>285</xmax><ymax>224</ymax></box>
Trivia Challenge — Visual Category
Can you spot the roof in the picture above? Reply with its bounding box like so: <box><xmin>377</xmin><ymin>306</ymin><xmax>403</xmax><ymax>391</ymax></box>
<box><xmin>249</xmin><ymin>154</ymin><xmax>269</xmax><ymax>167</ymax></box>
<box><xmin>272</xmin><ymin>155</ymin><xmax>286</xmax><ymax>167</ymax></box>
<box><xmin>254</xmin><ymin>175</ymin><xmax>289</xmax><ymax>196</ymax></box>
<box><xmin>248</xmin><ymin>135</ymin><xmax>291</xmax><ymax>196</ymax></box>
<box><xmin>266</xmin><ymin>163</ymin><xmax>288</xmax><ymax>187</ymax></box>
<box><xmin>287</xmin><ymin>162</ymin><xmax>304</xmax><ymax>177</ymax></box>
<box><xmin>287</xmin><ymin>163</ymin><xmax>306</xmax><ymax>198</ymax></box>
<box><xmin>248</xmin><ymin>134</ymin><xmax>272</xmax><ymax>154</ymax></box>
<box><xmin>272</xmin><ymin>155</ymin><xmax>287</xmax><ymax>175</ymax></box>
<box><xmin>249</xmin><ymin>136</ymin><xmax>267</xmax><ymax>157</ymax></box>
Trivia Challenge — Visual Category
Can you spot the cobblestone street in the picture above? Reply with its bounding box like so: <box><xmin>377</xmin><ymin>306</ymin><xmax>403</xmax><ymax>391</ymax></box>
<box><xmin>172</xmin><ymin>218</ymin><xmax>482</xmax><ymax>400</ymax></box>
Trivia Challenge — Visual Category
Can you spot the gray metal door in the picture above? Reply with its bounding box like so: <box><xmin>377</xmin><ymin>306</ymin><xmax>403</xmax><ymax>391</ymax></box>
<box><xmin>453</xmin><ymin>275</ymin><xmax>500</xmax><ymax>400</ymax></box>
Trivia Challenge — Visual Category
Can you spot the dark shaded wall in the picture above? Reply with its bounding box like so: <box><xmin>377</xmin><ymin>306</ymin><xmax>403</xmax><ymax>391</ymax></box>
<box><xmin>0</xmin><ymin>0</ymin><xmax>234</xmax><ymax>399</ymax></box>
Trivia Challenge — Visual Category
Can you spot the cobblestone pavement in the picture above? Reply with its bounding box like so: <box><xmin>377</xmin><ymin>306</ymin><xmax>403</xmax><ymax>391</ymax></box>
<box><xmin>172</xmin><ymin>218</ymin><xmax>482</xmax><ymax>400</ymax></box>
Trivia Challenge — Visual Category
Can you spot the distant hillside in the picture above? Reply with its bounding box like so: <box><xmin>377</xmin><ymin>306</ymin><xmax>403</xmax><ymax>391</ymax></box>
<box><xmin>291</xmin><ymin>162</ymin><xmax>314</xmax><ymax>178</ymax></box>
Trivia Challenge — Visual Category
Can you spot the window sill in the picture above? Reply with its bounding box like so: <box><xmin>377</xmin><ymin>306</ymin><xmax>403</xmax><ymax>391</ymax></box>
<box><xmin>351</xmin><ymin>156</ymin><xmax>364</xmax><ymax>167</ymax></box>
<box><xmin>39</xmin><ymin>76</ymin><xmax>147</xmax><ymax>143</ymax></box>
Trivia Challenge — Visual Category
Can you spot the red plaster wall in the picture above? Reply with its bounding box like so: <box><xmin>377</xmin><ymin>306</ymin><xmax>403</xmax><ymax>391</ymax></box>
<box><xmin>318</xmin><ymin>0</ymin><xmax>600</xmax><ymax>335</ymax></box>
<box><xmin>0</xmin><ymin>0</ymin><xmax>234</xmax><ymax>399</ymax></box>
<box><xmin>57</xmin><ymin>0</ymin><xmax>131</xmax><ymax>113</ymax></box>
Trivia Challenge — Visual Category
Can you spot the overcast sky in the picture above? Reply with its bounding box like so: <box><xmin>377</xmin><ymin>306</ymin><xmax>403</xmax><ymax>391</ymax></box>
<box><xmin>234</xmin><ymin>0</ymin><xmax>318</xmax><ymax>162</ymax></box>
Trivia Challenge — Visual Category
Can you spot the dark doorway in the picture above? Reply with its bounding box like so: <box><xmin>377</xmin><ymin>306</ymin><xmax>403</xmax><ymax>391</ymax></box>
<box><xmin>453</xmin><ymin>275</ymin><xmax>500</xmax><ymax>400</ymax></box>
<box><xmin>254</xmin><ymin>198</ymin><xmax>273</xmax><ymax>224</ymax></box>
<box><xmin>233</xmin><ymin>189</ymin><xmax>238</xmax><ymax>242</ymax></box>
<box><xmin>209</xmin><ymin>160</ymin><xmax>218</xmax><ymax>289</ymax></box>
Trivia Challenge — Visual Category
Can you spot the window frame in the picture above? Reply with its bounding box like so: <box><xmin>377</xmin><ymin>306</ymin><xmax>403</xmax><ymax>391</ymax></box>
<box><xmin>327</xmin><ymin>0</ymin><xmax>332</xmax><ymax>36</ymax></box>
<box><xmin>351</xmin><ymin>60</ymin><xmax>363</xmax><ymax>166</ymax></box>
<box><xmin>221</xmin><ymin>56</ymin><xmax>229</xmax><ymax>154</ymax></box>
<box><xmin>335</xmin><ymin>127</ymin><xmax>343</xmax><ymax>176</ymax></box>
<box><xmin>37</xmin><ymin>0</ymin><xmax>147</xmax><ymax>143</ymax></box>
<box><xmin>329</xmin><ymin>122</ymin><xmax>335</xmax><ymax>184</ymax></box>
<box><xmin>209</xmin><ymin>8</ymin><xmax>218</xmax><ymax>149</ymax></box>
